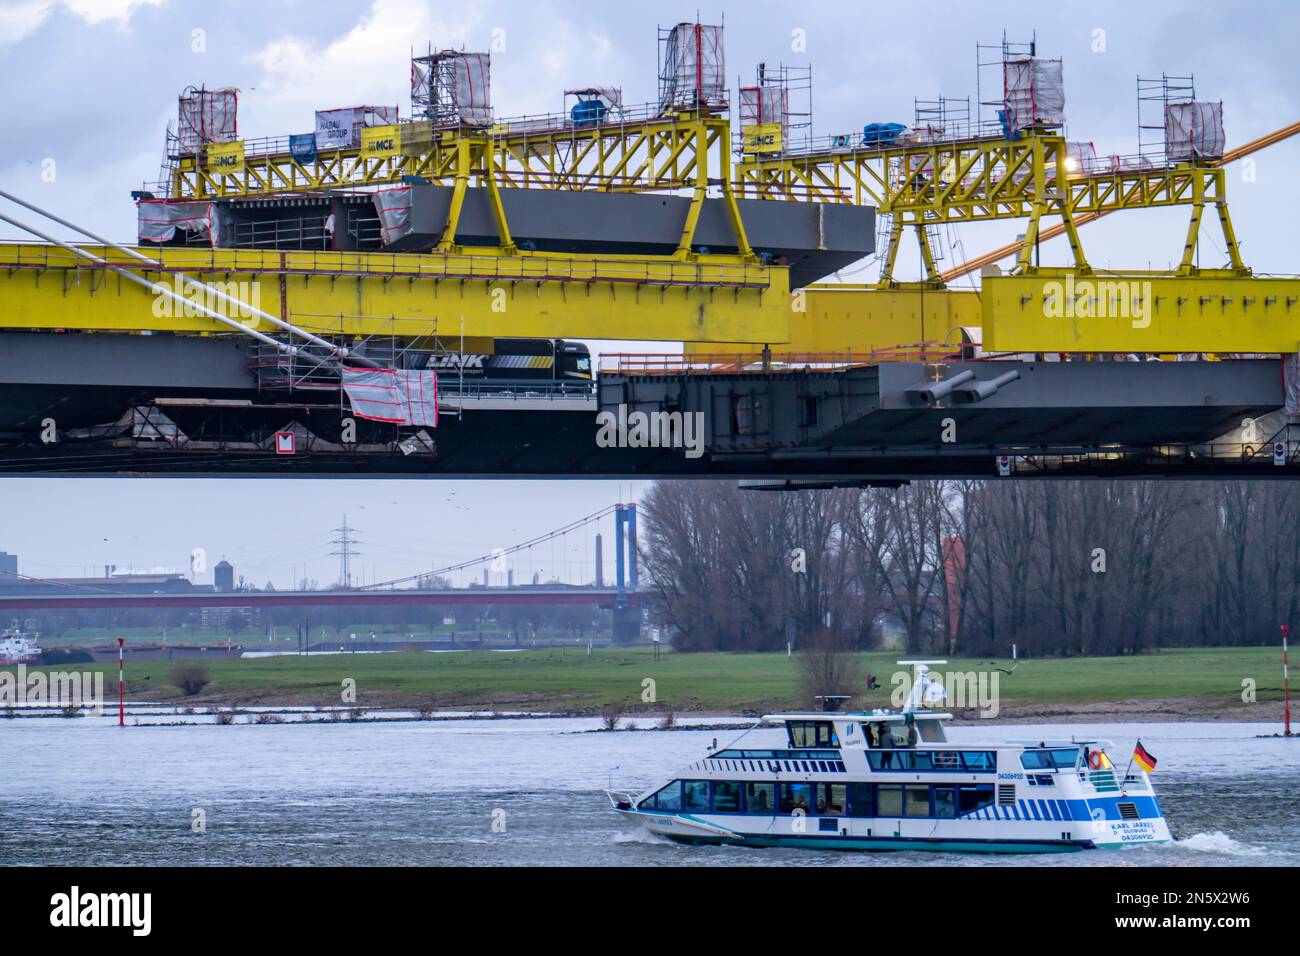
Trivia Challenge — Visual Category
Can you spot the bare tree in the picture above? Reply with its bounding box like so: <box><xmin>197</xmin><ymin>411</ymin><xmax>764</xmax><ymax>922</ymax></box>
<box><xmin>798</xmin><ymin>628</ymin><xmax>865</xmax><ymax>707</ymax></box>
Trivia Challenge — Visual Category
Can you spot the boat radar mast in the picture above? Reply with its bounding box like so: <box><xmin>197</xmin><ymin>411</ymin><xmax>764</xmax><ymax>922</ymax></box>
<box><xmin>897</xmin><ymin>659</ymin><xmax>948</xmax><ymax>714</ymax></box>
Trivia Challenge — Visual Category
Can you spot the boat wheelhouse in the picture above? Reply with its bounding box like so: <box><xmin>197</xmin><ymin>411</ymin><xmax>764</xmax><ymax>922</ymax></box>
<box><xmin>609</xmin><ymin>661</ymin><xmax>1172</xmax><ymax>853</ymax></box>
<box><xmin>0</xmin><ymin>629</ymin><xmax>40</xmax><ymax>666</ymax></box>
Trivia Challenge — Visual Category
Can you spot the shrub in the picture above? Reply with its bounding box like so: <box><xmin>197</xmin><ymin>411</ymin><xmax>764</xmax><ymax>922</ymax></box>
<box><xmin>600</xmin><ymin>703</ymin><xmax>624</xmax><ymax>731</ymax></box>
<box><xmin>169</xmin><ymin>663</ymin><xmax>212</xmax><ymax>697</ymax></box>
<box><xmin>798</xmin><ymin>629</ymin><xmax>864</xmax><ymax>709</ymax></box>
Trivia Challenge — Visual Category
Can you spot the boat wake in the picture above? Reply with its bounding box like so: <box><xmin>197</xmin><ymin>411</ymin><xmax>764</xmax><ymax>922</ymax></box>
<box><xmin>1171</xmin><ymin>830</ymin><xmax>1266</xmax><ymax>857</ymax></box>
<box><xmin>612</xmin><ymin>828</ymin><xmax>676</xmax><ymax>847</ymax></box>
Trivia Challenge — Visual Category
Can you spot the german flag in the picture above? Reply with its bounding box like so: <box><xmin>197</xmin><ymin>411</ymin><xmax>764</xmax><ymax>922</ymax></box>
<box><xmin>1132</xmin><ymin>741</ymin><xmax>1157</xmax><ymax>773</ymax></box>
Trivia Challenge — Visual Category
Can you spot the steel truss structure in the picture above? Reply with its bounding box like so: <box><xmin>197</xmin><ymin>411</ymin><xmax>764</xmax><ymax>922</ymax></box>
<box><xmin>165</xmin><ymin>108</ymin><xmax>752</xmax><ymax>261</ymax></box>
<box><xmin>733</xmin><ymin>130</ymin><xmax>1245</xmax><ymax>287</ymax></box>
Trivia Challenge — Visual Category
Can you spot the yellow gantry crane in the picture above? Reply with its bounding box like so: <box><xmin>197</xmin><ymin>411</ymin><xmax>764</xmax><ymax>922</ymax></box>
<box><xmin>0</xmin><ymin>102</ymin><xmax>789</xmax><ymax>345</ymax></box>
<box><xmin>734</xmin><ymin>129</ymin><xmax>1246</xmax><ymax>285</ymax></box>
<box><xmin>0</xmin><ymin>28</ymin><xmax>1297</xmax><ymax>358</ymax></box>
<box><xmin>718</xmin><ymin>116</ymin><xmax>1300</xmax><ymax>356</ymax></box>
<box><xmin>940</xmin><ymin>121</ymin><xmax>1300</xmax><ymax>284</ymax></box>
<box><xmin>166</xmin><ymin>106</ymin><xmax>754</xmax><ymax>261</ymax></box>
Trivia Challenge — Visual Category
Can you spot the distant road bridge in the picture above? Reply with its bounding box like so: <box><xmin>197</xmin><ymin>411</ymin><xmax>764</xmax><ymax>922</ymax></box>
<box><xmin>0</xmin><ymin>585</ymin><xmax>637</xmax><ymax>611</ymax></box>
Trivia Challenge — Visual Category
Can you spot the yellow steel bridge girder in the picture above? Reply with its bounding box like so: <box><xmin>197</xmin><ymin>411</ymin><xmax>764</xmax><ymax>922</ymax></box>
<box><xmin>683</xmin><ymin>285</ymin><xmax>983</xmax><ymax>355</ymax></box>
<box><xmin>982</xmin><ymin>273</ymin><xmax>1300</xmax><ymax>353</ymax></box>
<box><xmin>0</xmin><ymin>243</ymin><xmax>791</xmax><ymax>344</ymax></box>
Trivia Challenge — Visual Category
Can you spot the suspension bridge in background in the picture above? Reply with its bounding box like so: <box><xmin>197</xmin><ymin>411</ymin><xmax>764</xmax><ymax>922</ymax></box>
<box><xmin>0</xmin><ymin>505</ymin><xmax>645</xmax><ymax>642</ymax></box>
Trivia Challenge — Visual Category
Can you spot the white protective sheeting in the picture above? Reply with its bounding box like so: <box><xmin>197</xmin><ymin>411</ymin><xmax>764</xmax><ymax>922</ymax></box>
<box><xmin>739</xmin><ymin>84</ymin><xmax>789</xmax><ymax>129</ymax></box>
<box><xmin>136</xmin><ymin>200</ymin><xmax>219</xmax><ymax>245</ymax></box>
<box><xmin>1003</xmin><ymin>57</ymin><xmax>1065</xmax><ymax>129</ymax></box>
<box><xmin>660</xmin><ymin>22</ymin><xmax>726</xmax><ymax>111</ymax></box>
<box><xmin>314</xmin><ymin>106</ymin><xmax>400</xmax><ymax>150</ymax></box>
<box><xmin>565</xmin><ymin>86</ymin><xmax>623</xmax><ymax>111</ymax></box>
<box><xmin>372</xmin><ymin>187</ymin><xmax>413</xmax><ymax>245</ymax></box>
<box><xmin>341</xmin><ymin>367</ymin><xmax>439</xmax><ymax>427</ymax></box>
<box><xmin>1165</xmin><ymin>101</ymin><xmax>1225</xmax><ymax>160</ymax></box>
<box><xmin>411</xmin><ymin>58</ymin><xmax>434</xmax><ymax>112</ymax></box>
<box><xmin>452</xmin><ymin>53</ymin><xmax>492</xmax><ymax>126</ymax></box>
<box><xmin>177</xmin><ymin>88</ymin><xmax>238</xmax><ymax>152</ymax></box>
<box><xmin>1065</xmin><ymin>141</ymin><xmax>1098</xmax><ymax>174</ymax></box>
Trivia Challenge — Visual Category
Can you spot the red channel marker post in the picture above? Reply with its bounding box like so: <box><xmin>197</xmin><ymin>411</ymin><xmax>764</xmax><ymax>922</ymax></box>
<box><xmin>117</xmin><ymin>637</ymin><xmax>125</xmax><ymax>728</ymax></box>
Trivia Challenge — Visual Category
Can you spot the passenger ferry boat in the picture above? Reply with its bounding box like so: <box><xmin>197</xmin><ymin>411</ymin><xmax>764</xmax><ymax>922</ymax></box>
<box><xmin>610</xmin><ymin>661</ymin><xmax>1172</xmax><ymax>853</ymax></box>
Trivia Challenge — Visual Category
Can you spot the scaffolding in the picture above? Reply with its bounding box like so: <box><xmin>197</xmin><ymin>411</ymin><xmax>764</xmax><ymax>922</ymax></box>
<box><xmin>176</xmin><ymin>86</ymin><xmax>238</xmax><ymax>154</ymax></box>
<box><xmin>738</xmin><ymin>62</ymin><xmax>811</xmax><ymax>154</ymax></box>
<box><xmin>1138</xmin><ymin>74</ymin><xmax>1197</xmax><ymax>162</ymax></box>
<box><xmin>411</xmin><ymin>47</ymin><xmax>492</xmax><ymax>127</ymax></box>
<box><xmin>658</xmin><ymin>21</ymin><xmax>727</xmax><ymax>114</ymax></box>
<box><xmin>913</xmin><ymin>95</ymin><xmax>972</xmax><ymax>139</ymax></box>
<box><xmin>977</xmin><ymin>32</ymin><xmax>1066</xmax><ymax>134</ymax></box>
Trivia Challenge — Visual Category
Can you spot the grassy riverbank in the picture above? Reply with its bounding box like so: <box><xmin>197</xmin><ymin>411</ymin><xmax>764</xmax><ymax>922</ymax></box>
<box><xmin>11</xmin><ymin>645</ymin><xmax>1289</xmax><ymax>721</ymax></box>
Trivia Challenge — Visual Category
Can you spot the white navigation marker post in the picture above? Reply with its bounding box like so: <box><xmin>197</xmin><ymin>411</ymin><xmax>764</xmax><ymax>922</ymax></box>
<box><xmin>117</xmin><ymin>637</ymin><xmax>125</xmax><ymax>728</ymax></box>
<box><xmin>1283</xmin><ymin>625</ymin><xmax>1292</xmax><ymax>738</ymax></box>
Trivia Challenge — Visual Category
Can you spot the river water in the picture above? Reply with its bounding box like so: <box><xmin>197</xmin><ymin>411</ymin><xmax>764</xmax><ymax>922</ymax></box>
<box><xmin>2</xmin><ymin>713</ymin><xmax>1295</xmax><ymax>866</ymax></box>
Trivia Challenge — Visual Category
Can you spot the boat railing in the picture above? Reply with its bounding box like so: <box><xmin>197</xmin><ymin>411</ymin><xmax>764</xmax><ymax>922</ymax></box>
<box><xmin>606</xmin><ymin>789</ymin><xmax>640</xmax><ymax>811</ymax></box>
<box><xmin>1080</xmin><ymin>769</ymin><xmax>1150</xmax><ymax>793</ymax></box>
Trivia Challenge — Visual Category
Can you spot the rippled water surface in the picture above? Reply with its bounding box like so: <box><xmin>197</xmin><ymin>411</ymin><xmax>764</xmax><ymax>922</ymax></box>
<box><xmin>2</xmin><ymin>714</ymin><xmax>1296</xmax><ymax>866</ymax></box>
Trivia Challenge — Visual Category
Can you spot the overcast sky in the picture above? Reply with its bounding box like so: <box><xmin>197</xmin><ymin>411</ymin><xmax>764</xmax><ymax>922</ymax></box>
<box><xmin>0</xmin><ymin>0</ymin><xmax>1296</xmax><ymax>588</ymax></box>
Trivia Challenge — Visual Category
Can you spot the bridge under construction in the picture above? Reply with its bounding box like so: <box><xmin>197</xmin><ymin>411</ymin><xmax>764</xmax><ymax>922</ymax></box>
<box><xmin>1</xmin><ymin>23</ymin><xmax>1298</xmax><ymax>481</ymax></box>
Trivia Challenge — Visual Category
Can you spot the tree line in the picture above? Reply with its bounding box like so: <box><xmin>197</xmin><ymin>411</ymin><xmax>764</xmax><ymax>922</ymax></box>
<box><xmin>638</xmin><ymin>480</ymin><xmax>1300</xmax><ymax>656</ymax></box>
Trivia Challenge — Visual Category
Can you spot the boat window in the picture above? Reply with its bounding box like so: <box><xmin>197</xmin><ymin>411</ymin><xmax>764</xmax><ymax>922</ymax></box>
<box><xmin>1020</xmin><ymin>748</ymin><xmax>1081</xmax><ymax>771</ymax></box>
<box><xmin>957</xmin><ymin>784</ymin><xmax>995</xmax><ymax>815</ymax></box>
<box><xmin>1049</xmin><ymin>748</ymin><xmax>1081</xmax><ymax>768</ymax></box>
<box><xmin>869</xmin><ymin>750</ymin><xmax>968</xmax><ymax>771</ymax></box>
<box><xmin>867</xmin><ymin>750</ymin><xmax>899</xmax><ymax>771</ymax></box>
<box><xmin>744</xmin><ymin>782</ymin><xmax>775</xmax><ymax>814</ymax></box>
<box><xmin>640</xmin><ymin>780</ymin><xmax>681</xmax><ymax>811</ymax></box>
<box><xmin>960</xmin><ymin>751</ymin><xmax>997</xmax><ymax>772</ymax></box>
<box><xmin>848</xmin><ymin>782</ymin><xmax>874</xmax><ymax>817</ymax></box>
<box><xmin>683</xmin><ymin>780</ymin><xmax>710</xmax><ymax>811</ymax></box>
<box><xmin>1020</xmin><ymin>751</ymin><xmax>1050</xmax><ymax>770</ymax></box>
<box><xmin>716</xmin><ymin>749</ymin><xmax>840</xmax><ymax>760</ymax></box>
<box><xmin>779</xmin><ymin>782</ymin><xmax>812</xmax><ymax>815</ymax></box>
<box><xmin>712</xmin><ymin>781</ymin><xmax>741</xmax><ymax>813</ymax></box>
<box><xmin>876</xmin><ymin>785</ymin><xmax>904</xmax><ymax>817</ymax></box>
<box><xmin>907</xmin><ymin>751</ymin><xmax>933</xmax><ymax>771</ymax></box>
<box><xmin>788</xmin><ymin>720</ymin><xmax>841</xmax><ymax>749</ymax></box>
<box><xmin>916</xmin><ymin>719</ymin><xmax>947</xmax><ymax>743</ymax></box>
<box><xmin>904</xmin><ymin>786</ymin><xmax>930</xmax><ymax>817</ymax></box>
<box><xmin>816</xmin><ymin>783</ymin><xmax>847</xmax><ymax>816</ymax></box>
<box><xmin>933</xmin><ymin>787</ymin><xmax>957</xmax><ymax>818</ymax></box>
